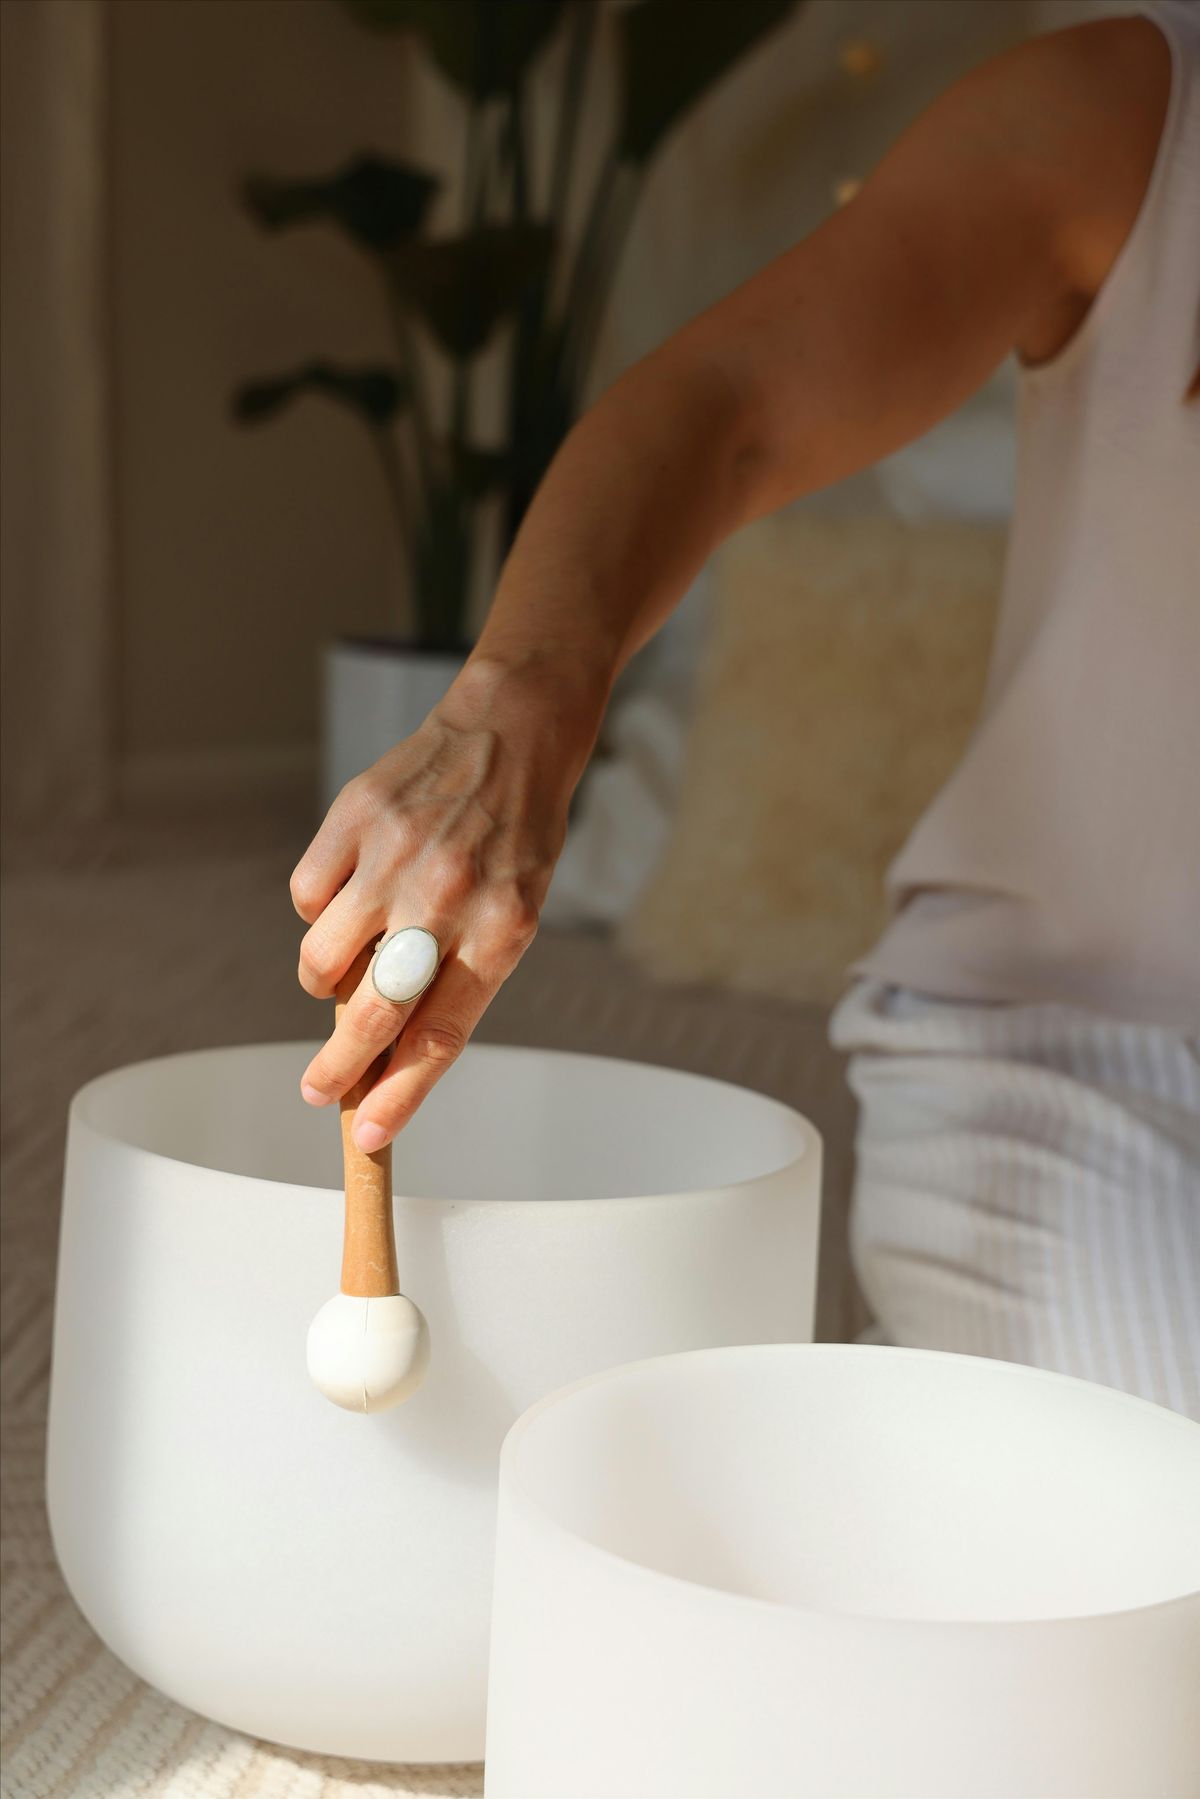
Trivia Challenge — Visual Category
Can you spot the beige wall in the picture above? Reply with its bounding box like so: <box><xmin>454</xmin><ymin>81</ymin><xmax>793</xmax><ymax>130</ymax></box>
<box><xmin>110</xmin><ymin>0</ymin><xmax>425</xmax><ymax>775</ymax></box>
<box><xmin>2</xmin><ymin>0</ymin><xmax>113</xmax><ymax>831</ymax></box>
<box><xmin>106</xmin><ymin>0</ymin><xmax>1036</xmax><ymax>787</ymax></box>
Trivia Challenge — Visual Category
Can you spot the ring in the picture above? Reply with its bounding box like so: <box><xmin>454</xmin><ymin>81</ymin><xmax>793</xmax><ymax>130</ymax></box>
<box><xmin>370</xmin><ymin>927</ymin><xmax>441</xmax><ymax>1005</ymax></box>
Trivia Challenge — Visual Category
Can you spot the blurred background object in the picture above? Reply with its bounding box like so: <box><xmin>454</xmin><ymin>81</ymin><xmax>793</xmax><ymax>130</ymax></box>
<box><xmin>3</xmin><ymin>0</ymin><xmax>1041</xmax><ymax>840</ymax></box>
<box><xmin>0</xmin><ymin>4</ymin><xmax>1124</xmax><ymax>1795</ymax></box>
<box><xmin>236</xmin><ymin>0</ymin><xmax>800</xmax><ymax>646</ymax></box>
<box><xmin>619</xmin><ymin>514</ymin><xmax>1006</xmax><ymax>1003</ymax></box>
<box><xmin>231</xmin><ymin>0</ymin><xmax>803</xmax><ymax>797</ymax></box>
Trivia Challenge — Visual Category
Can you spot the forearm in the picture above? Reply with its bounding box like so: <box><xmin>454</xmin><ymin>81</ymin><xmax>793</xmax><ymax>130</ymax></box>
<box><xmin>465</xmin><ymin>341</ymin><xmax>758</xmax><ymax>707</ymax></box>
<box><xmin>457</xmin><ymin>205</ymin><xmax>1017</xmax><ymax>744</ymax></box>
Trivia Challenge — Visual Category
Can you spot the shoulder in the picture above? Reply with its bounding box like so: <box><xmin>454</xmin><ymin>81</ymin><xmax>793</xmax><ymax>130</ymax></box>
<box><xmin>863</xmin><ymin>15</ymin><xmax>1173</xmax><ymax>358</ymax></box>
<box><xmin>942</xmin><ymin>14</ymin><xmax>1170</xmax><ymax>132</ymax></box>
<box><xmin>870</xmin><ymin>17</ymin><xmax>1171</xmax><ymax>227</ymax></box>
<box><xmin>995</xmin><ymin>16</ymin><xmax>1173</xmax><ymax>348</ymax></box>
<box><xmin>942</xmin><ymin>16</ymin><xmax>1171</xmax><ymax>276</ymax></box>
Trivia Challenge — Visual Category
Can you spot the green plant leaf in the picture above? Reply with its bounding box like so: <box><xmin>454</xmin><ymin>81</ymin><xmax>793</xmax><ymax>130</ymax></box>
<box><xmin>338</xmin><ymin>0</ymin><xmax>567</xmax><ymax>99</ymax></box>
<box><xmin>387</xmin><ymin>224</ymin><xmax>554</xmax><ymax>358</ymax></box>
<box><xmin>232</xmin><ymin>361</ymin><xmax>407</xmax><ymax>426</ymax></box>
<box><xmin>617</xmin><ymin>0</ymin><xmax>800</xmax><ymax>164</ymax></box>
<box><xmin>241</xmin><ymin>154</ymin><xmax>439</xmax><ymax>252</ymax></box>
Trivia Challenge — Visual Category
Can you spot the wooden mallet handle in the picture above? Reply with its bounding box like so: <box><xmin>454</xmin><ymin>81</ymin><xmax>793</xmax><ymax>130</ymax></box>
<box><xmin>336</xmin><ymin>946</ymin><xmax>399</xmax><ymax>1299</ymax></box>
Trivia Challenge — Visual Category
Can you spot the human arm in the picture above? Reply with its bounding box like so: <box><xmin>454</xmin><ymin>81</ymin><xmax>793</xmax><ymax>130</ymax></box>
<box><xmin>292</xmin><ymin>16</ymin><xmax>1170</xmax><ymax>1149</ymax></box>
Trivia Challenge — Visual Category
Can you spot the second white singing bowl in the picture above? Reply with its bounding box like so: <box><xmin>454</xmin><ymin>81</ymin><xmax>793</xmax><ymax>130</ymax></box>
<box><xmin>45</xmin><ymin>1042</ymin><xmax>820</xmax><ymax>1763</ymax></box>
<box><xmin>485</xmin><ymin>1344</ymin><xmax>1200</xmax><ymax>1799</ymax></box>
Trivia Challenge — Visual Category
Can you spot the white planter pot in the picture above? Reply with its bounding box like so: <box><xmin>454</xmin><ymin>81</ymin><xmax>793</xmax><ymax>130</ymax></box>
<box><xmin>320</xmin><ymin>637</ymin><xmax>468</xmax><ymax>812</ymax></box>
<box><xmin>485</xmin><ymin>1344</ymin><xmax>1200</xmax><ymax>1799</ymax></box>
<box><xmin>46</xmin><ymin>1042</ymin><xmax>821</xmax><ymax>1763</ymax></box>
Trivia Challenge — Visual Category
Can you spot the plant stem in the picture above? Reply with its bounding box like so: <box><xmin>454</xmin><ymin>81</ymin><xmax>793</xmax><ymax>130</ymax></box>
<box><xmin>555</xmin><ymin>144</ymin><xmax>621</xmax><ymax>392</ymax></box>
<box><xmin>371</xmin><ymin>424</ymin><xmax>420</xmax><ymax>633</ymax></box>
<box><xmin>452</xmin><ymin>101</ymin><xmax>488</xmax><ymax>458</ymax></box>
<box><xmin>462</xmin><ymin>98</ymin><xmax>486</xmax><ymax>226</ymax></box>
<box><xmin>372</xmin><ymin>424</ymin><xmax>411</xmax><ymax>537</ymax></box>
<box><xmin>385</xmin><ymin>284</ymin><xmax>434</xmax><ymax>501</ymax></box>
<box><xmin>501</xmin><ymin>76</ymin><xmax>537</xmax><ymax>550</ymax></box>
<box><xmin>549</xmin><ymin>0</ymin><xmax>597</xmax><ymax>230</ymax></box>
<box><xmin>562</xmin><ymin>164</ymin><xmax>639</xmax><ymax>399</ymax></box>
<box><xmin>451</xmin><ymin>366</ymin><xmax>468</xmax><ymax>449</ymax></box>
<box><xmin>560</xmin><ymin>147</ymin><xmax>619</xmax><ymax>340</ymax></box>
<box><xmin>505</xmin><ymin>82</ymin><xmax>530</xmax><ymax>219</ymax></box>
<box><xmin>502</xmin><ymin>122</ymin><xmax>619</xmax><ymax>551</ymax></box>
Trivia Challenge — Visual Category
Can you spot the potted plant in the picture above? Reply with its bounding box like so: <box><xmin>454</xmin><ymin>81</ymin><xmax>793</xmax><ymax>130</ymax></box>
<box><xmin>233</xmin><ymin>0</ymin><xmax>799</xmax><ymax>807</ymax></box>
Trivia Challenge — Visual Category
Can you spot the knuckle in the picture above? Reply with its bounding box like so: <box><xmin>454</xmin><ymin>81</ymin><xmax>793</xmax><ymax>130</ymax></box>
<box><xmin>290</xmin><ymin>866</ymin><xmax>322</xmax><ymax>920</ymax></box>
<box><xmin>378</xmin><ymin>1079</ymin><xmax>420</xmax><ymax>1124</ymax></box>
<box><xmin>306</xmin><ymin>1053</ymin><xmax>350</xmax><ymax>1099</ymax></box>
<box><xmin>482</xmin><ymin>887</ymin><xmax>540</xmax><ymax>949</ymax></box>
<box><xmin>365</xmin><ymin>1098</ymin><xmax>403</xmax><ymax>1135</ymax></box>
<box><xmin>383</xmin><ymin>810</ymin><xmax>420</xmax><ymax>860</ymax></box>
<box><xmin>297</xmin><ymin>965</ymin><xmax>324</xmax><ymax>1000</ymax></box>
<box><xmin>304</xmin><ymin>1056</ymin><xmax>337</xmax><ymax>1095</ymax></box>
<box><xmin>353</xmin><ymin>995</ymin><xmax>406</xmax><ymax>1041</ymax></box>
<box><xmin>424</xmin><ymin>846</ymin><xmax>476</xmax><ymax>909</ymax></box>
<box><xmin>340</xmin><ymin>771</ymin><xmax>379</xmax><ymax>811</ymax></box>
<box><xmin>330</xmin><ymin>772</ymin><xmax>382</xmax><ymax>831</ymax></box>
<box><xmin>409</xmin><ymin>1020</ymin><xmax>467</xmax><ymax>1067</ymax></box>
<box><xmin>298</xmin><ymin>929</ymin><xmax>340</xmax><ymax>986</ymax></box>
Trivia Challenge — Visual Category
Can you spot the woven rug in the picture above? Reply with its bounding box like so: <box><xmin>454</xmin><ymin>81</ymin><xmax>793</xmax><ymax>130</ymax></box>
<box><xmin>0</xmin><ymin>819</ymin><xmax>859</xmax><ymax>1797</ymax></box>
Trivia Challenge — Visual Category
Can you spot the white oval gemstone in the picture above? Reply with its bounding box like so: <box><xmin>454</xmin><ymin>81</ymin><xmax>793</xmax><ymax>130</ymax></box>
<box><xmin>373</xmin><ymin>927</ymin><xmax>440</xmax><ymax>1004</ymax></box>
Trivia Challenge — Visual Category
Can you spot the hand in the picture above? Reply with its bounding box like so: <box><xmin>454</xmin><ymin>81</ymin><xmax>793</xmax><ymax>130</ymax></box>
<box><xmin>290</xmin><ymin>652</ymin><xmax>604</xmax><ymax>1151</ymax></box>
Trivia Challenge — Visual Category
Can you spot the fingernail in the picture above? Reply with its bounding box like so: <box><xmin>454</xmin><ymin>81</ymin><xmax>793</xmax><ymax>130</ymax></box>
<box><xmin>354</xmin><ymin>1119</ymin><xmax>389</xmax><ymax>1153</ymax></box>
<box><xmin>301</xmin><ymin>1082</ymin><xmax>332</xmax><ymax>1107</ymax></box>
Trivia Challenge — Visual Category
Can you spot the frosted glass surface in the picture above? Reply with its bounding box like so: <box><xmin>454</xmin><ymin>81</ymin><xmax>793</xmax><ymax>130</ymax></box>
<box><xmin>79</xmin><ymin>1040</ymin><xmax>807</xmax><ymax>1198</ymax></box>
<box><xmin>46</xmin><ymin>1043</ymin><xmax>820</xmax><ymax>1763</ymax></box>
<box><xmin>486</xmin><ymin>1344</ymin><xmax>1200</xmax><ymax>1799</ymax></box>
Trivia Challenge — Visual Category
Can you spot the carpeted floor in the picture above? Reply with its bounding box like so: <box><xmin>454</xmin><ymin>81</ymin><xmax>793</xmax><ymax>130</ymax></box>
<box><xmin>0</xmin><ymin>817</ymin><xmax>860</xmax><ymax>1798</ymax></box>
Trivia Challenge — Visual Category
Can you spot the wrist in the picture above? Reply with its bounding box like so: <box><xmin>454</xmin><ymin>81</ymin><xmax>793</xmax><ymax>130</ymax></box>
<box><xmin>462</xmin><ymin>632</ymin><xmax>615</xmax><ymax>712</ymax></box>
<box><xmin>438</xmin><ymin>643</ymin><xmax>613</xmax><ymax>784</ymax></box>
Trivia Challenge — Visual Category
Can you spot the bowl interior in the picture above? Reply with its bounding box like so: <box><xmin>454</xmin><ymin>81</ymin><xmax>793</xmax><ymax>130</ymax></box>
<box><xmin>507</xmin><ymin>1345</ymin><xmax>1200</xmax><ymax>1623</ymax></box>
<box><xmin>77</xmin><ymin>1042</ymin><xmax>810</xmax><ymax>1203</ymax></box>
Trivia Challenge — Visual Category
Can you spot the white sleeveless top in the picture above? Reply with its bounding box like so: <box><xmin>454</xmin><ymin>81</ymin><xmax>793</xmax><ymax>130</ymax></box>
<box><xmin>861</xmin><ymin>0</ymin><xmax>1200</xmax><ymax>1032</ymax></box>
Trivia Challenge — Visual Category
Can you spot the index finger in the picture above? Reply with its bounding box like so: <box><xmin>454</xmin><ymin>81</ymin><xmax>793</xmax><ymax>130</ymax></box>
<box><xmin>289</xmin><ymin>781</ymin><xmax>371</xmax><ymax>922</ymax></box>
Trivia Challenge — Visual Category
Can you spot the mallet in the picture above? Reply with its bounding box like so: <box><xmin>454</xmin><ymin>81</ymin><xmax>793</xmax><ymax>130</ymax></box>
<box><xmin>306</xmin><ymin>945</ymin><xmax>430</xmax><ymax>1412</ymax></box>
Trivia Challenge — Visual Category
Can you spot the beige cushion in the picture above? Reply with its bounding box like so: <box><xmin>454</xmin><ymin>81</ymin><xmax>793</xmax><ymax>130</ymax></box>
<box><xmin>618</xmin><ymin>512</ymin><xmax>1004</xmax><ymax>1003</ymax></box>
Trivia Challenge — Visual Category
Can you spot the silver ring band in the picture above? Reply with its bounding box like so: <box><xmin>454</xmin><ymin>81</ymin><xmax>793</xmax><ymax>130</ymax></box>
<box><xmin>370</xmin><ymin>926</ymin><xmax>441</xmax><ymax>1005</ymax></box>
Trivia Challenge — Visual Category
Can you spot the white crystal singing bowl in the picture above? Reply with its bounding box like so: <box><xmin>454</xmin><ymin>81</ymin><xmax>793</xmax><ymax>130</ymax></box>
<box><xmin>46</xmin><ymin>1043</ymin><xmax>819</xmax><ymax>1763</ymax></box>
<box><xmin>485</xmin><ymin>1344</ymin><xmax>1200</xmax><ymax>1799</ymax></box>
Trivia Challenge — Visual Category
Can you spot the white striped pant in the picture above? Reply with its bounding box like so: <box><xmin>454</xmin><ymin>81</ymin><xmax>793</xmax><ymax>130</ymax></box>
<box><xmin>829</xmin><ymin>979</ymin><xmax>1200</xmax><ymax>1419</ymax></box>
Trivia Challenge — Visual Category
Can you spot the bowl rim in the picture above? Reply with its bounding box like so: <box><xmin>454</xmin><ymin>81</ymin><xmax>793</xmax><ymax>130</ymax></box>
<box><xmin>497</xmin><ymin>1341</ymin><xmax>1200</xmax><ymax>1632</ymax></box>
<box><xmin>67</xmin><ymin>1039</ymin><xmax>820</xmax><ymax>1206</ymax></box>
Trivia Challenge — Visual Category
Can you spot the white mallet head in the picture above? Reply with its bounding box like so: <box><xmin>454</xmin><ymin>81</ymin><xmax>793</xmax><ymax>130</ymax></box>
<box><xmin>307</xmin><ymin>1291</ymin><xmax>430</xmax><ymax>1413</ymax></box>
